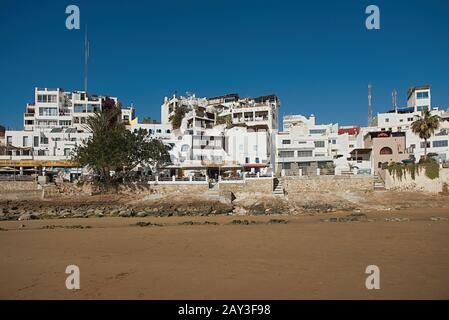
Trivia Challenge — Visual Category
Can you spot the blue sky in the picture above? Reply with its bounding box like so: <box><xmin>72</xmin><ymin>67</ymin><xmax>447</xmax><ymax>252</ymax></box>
<box><xmin>1</xmin><ymin>0</ymin><xmax>448</xmax><ymax>129</ymax></box>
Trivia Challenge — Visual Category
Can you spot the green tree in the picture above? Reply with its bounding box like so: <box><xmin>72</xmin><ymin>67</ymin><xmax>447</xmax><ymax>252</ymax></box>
<box><xmin>169</xmin><ymin>106</ymin><xmax>188</xmax><ymax>130</ymax></box>
<box><xmin>73</xmin><ymin>109</ymin><xmax>170</xmax><ymax>182</ymax></box>
<box><xmin>142</xmin><ymin>116</ymin><xmax>159</xmax><ymax>124</ymax></box>
<box><xmin>411</xmin><ymin>109</ymin><xmax>440</xmax><ymax>160</ymax></box>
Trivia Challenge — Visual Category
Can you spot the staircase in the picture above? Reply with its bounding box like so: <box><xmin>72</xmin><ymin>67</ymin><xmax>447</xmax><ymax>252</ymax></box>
<box><xmin>207</xmin><ymin>182</ymin><xmax>221</xmax><ymax>200</ymax></box>
<box><xmin>273</xmin><ymin>178</ymin><xmax>285</xmax><ymax>196</ymax></box>
<box><xmin>373</xmin><ymin>175</ymin><xmax>386</xmax><ymax>190</ymax></box>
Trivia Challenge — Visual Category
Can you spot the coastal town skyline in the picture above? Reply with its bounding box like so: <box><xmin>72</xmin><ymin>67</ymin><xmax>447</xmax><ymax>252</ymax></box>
<box><xmin>1</xmin><ymin>0</ymin><xmax>449</xmax><ymax>129</ymax></box>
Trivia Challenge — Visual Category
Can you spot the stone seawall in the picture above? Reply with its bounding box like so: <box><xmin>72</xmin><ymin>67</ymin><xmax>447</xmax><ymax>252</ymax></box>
<box><xmin>218</xmin><ymin>178</ymin><xmax>273</xmax><ymax>197</ymax></box>
<box><xmin>384</xmin><ymin>168</ymin><xmax>449</xmax><ymax>193</ymax></box>
<box><xmin>283</xmin><ymin>175</ymin><xmax>373</xmax><ymax>193</ymax></box>
<box><xmin>0</xmin><ymin>181</ymin><xmax>39</xmax><ymax>192</ymax></box>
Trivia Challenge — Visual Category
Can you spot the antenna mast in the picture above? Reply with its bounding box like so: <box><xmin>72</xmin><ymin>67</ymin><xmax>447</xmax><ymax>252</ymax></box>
<box><xmin>84</xmin><ymin>26</ymin><xmax>89</xmax><ymax>94</ymax></box>
<box><xmin>368</xmin><ymin>84</ymin><xmax>372</xmax><ymax>126</ymax></box>
<box><xmin>392</xmin><ymin>89</ymin><xmax>397</xmax><ymax>112</ymax></box>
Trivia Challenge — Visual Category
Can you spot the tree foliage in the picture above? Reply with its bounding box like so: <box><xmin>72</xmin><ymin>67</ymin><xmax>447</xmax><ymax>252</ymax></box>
<box><xmin>72</xmin><ymin>108</ymin><xmax>170</xmax><ymax>182</ymax></box>
<box><xmin>169</xmin><ymin>106</ymin><xmax>189</xmax><ymax>130</ymax></box>
<box><xmin>142</xmin><ymin>116</ymin><xmax>159</xmax><ymax>124</ymax></box>
<box><xmin>411</xmin><ymin>109</ymin><xmax>440</xmax><ymax>159</ymax></box>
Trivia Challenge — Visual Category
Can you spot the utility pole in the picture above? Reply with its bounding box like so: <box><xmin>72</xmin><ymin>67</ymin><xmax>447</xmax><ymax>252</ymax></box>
<box><xmin>368</xmin><ymin>84</ymin><xmax>372</xmax><ymax>126</ymax></box>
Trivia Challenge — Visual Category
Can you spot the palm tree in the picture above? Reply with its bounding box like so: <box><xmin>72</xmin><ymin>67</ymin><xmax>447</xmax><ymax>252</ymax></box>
<box><xmin>84</xmin><ymin>106</ymin><xmax>122</xmax><ymax>136</ymax></box>
<box><xmin>411</xmin><ymin>109</ymin><xmax>440</xmax><ymax>160</ymax></box>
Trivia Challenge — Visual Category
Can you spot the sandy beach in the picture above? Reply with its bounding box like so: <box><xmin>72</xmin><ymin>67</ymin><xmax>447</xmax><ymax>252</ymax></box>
<box><xmin>1</xmin><ymin>207</ymin><xmax>448</xmax><ymax>300</ymax></box>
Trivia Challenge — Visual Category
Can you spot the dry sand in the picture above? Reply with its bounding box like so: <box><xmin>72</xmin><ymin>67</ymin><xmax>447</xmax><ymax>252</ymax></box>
<box><xmin>1</xmin><ymin>208</ymin><xmax>448</xmax><ymax>300</ymax></box>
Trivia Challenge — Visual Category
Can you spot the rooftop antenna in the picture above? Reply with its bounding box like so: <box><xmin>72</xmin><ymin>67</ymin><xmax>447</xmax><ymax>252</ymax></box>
<box><xmin>84</xmin><ymin>25</ymin><xmax>89</xmax><ymax>94</ymax></box>
<box><xmin>368</xmin><ymin>84</ymin><xmax>372</xmax><ymax>126</ymax></box>
<box><xmin>392</xmin><ymin>89</ymin><xmax>397</xmax><ymax>112</ymax></box>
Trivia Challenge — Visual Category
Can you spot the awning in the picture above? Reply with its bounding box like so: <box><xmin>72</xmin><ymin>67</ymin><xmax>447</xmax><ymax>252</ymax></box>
<box><xmin>242</xmin><ymin>163</ymin><xmax>269</xmax><ymax>168</ymax></box>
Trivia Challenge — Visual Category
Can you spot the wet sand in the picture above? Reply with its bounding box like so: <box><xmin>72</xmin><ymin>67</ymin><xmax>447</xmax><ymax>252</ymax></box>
<box><xmin>1</xmin><ymin>208</ymin><xmax>448</xmax><ymax>299</ymax></box>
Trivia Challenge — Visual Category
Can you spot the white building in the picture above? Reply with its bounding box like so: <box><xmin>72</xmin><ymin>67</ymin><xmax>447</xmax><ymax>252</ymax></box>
<box><xmin>371</xmin><ymin>85</ymin><xmax>449</xmax><ymax>162</ymax></box>
<box><xmin>275</xmin><ymin>114</ymin><xmax>340</xmax><ymax>175</ymax></box>
<box><xmin>160</xmin><ymin>92</ymin><xmax>280</xmax><ymax>175</ymax></box>
<box><xmin>1</xmin><ymin>87</ymin><xmax>137</xmax><ymax>176</ymax></box>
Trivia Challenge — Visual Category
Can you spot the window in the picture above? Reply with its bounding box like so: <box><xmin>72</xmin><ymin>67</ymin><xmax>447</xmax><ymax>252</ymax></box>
<box><xmin>399</xmin><ymin>119</ymin><xmax>403</xmax><ymax>122</ymax></box>
<box><xmin>407</xmin><ymin>117</ymin><xmax>414</xmax><ymax>122</ymax></box>
<box><xmin>80</xmin><ymin>117</ymin><xmax>86</xmax><ymax>124</ymax></box>
<box><xmin>315</xmin><ymin>153</ymin><xmax>325</xmax><ymax>157</ymax></box>
<box><xmin>417</xmin><ymin>106</ymin><xmax>428</xmax><ymax>112</ymax></box>
<box><xmin>156</xmin><ymin>129</ymin><xmax>162</xmax><ymax>133</ymax></box>
<box><xmin>39</xmin><ymin>107</ymin><xmax>58</xmax><ymax>116</ymax></box>
<box><xmin>433</xmin><ymin>140</ymin><xmax>448</xmax><ymax>148</ymax></box>
<box><xmin>40</xmin><ymin>136</ymin><xmax>49</xmax><ymax>144</ymax></box>
<box><xmin>64</xmin><ymin>148</ymin><xmax>71</xmax><ymax>156</ymax></box>
<box><xmin>314</xmin><ymin>141</ymin><xmax>325</xmax><ymax>148</ymax></box>
<box><xmin>23</xmin><ymin>136</ymin><xmax>28</xmax><ymax>147</ymax></box>
<box><xmin>379</xmin><ymin>147</ymin><xmax>393</xmax><ymax>155</ymax></box>
<box><xmin>282</xmin><ymin>163</ymin><xmax>291</xmax><ymax>170</ymax></box>
<box><xmin>181</xmin><ymin>144</ymin><xmax>189</xmax><ymax>152</ymax></box>
<box><xmin>417</xmin><ymin>91</ymin><xmax>429</xmax><ymax>99</ymax></box>
<box><xmin>298</xmin><ymin>150</ymin><xmax>313</xmax><ymax>157</ymax></box>
<box><xmin>385</xmin><ymin>118</ymin><xmax>389</xmax><ymax>123</ymax></box>
<box><xmin>332</xmin><ymin>139</ymin><xmax>337</xmax><ymax>144</ymax></box>
<box><xmin>309</xmin><ymin>129</ymin><xmax>326</xmax><ymax>135</ymax></box>
<box><xmin>420</xmin><ymin>141</ymin><xmax>431</xmax><ymax>148</ymax></box>
<box><xmin>37</xmin><ymin>94</ymin><xmax>57</xmax><ymax>103</ymax></box>
<box><xmin>34</xmin><ymin>136</ymin><xmax>39</xmax><ymax>147</ymax></box>
<box><xmin>245</xmin><ymin>157</ymin><xmax>250</xmax><ymax>164</ymax></box>
<box><xmin>74</xmin><ymin>104</ymin><xmax>85</xmax><ymax>113</ymax></box>
<box><xmin>166</xmin><ymin>129</ymin><xmax>171</xmax><ymax>134</ymax></box>
<box><xmin>6</xmin><ymin>136</ymin><xmax>12</xmax><ymax>144</ymax></box>
<box><xmin>282</xmin><ymin>139</ymin><xmax>291</xmax><ymax>144</ymax></box>
<box><xmin>279</xmin><ymin>151</ymin><xmax>294</xmax><ymax>158</ymax></box>
<box><xmin>73</xmin><ymin>117</ymin><xmax>79</xmax><ymax>124</ymax></box>
<box><xmin>255</xmin><ymin>157</ymin><xmax>260</xmax><ymax>163</ymax></box>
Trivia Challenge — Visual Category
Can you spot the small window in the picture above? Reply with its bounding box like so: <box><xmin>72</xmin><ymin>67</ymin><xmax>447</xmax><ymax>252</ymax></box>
<box><xmin>433</xmin><ymin>140</ymin><xmax>448</xmax><ymax>148</ymax></box>
<box><xmin>282</xmin><ymin>140</ymin><xmax>291</xmax><ymax>145</ymax></box>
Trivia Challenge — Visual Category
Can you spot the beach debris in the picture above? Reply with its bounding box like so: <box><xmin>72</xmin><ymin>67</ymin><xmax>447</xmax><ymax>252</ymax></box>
<box><xmin>384</xmin><ymin>217</ymin><xmax>410</xmax><ymax>222</ymax></box>
<box><xmin>267</xmin><ymin>219</ymin><xmax>289</xmax><ymax>224</ymax></box>
<box><xmin>230</xmin><ymin>219</ymin><xmax>261</xmax><ymax>225</ymax></box>
<box><xmin>430</xmin><ymin>217</ymin><xmax>449</xmax><ymax>221</ymax></box>
<box><xmin>41</xmin><ymin>225</ymin><xmax>92</xmax><ymax>229</ymax></box>
<box><xmin>321</xmin><ymin>213</ymin><xmax>369</xmax><ymax>223</ymax></box>
<box><xmin>130</xmin><ymin>221</ymin><xmax>164</xmax><ymax>227</ymax></box>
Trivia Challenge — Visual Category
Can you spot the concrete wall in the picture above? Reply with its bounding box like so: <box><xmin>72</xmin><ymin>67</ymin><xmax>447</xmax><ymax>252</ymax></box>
<box><xmin>384</xmin><ymin>167</ymin><xmax>449</xmax><ymax>193</ymax></box>
<box><xmin>283</xmin><ymin>175</ymin><xmax>373</xmax><ymax>193</ymax></box>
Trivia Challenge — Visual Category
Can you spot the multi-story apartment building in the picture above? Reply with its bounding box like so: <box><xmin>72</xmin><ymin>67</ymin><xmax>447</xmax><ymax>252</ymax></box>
<box><xmin>371</xmin><ymin>85</ymin><xmax>449</xmax><ymax>162</ymax></box>
<box><xmin>160</xmin><ymin>92</ymin><xmax>280</xmax><ymax>175</ymax></box>
<box><xmin>1</xmin><ymin>88</ymin><xmax>136</xmax><ymax>176</ymax></box>
<box><xmin>275</xmin><ymin>114</ymin><xmax>339</xmax><ymax>175</ymax></box>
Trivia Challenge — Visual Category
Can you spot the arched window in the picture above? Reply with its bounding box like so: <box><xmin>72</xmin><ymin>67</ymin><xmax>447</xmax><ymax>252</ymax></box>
<box><xmin>379</xmin><ymin>147</ymin><xmax>393</xmax><ymax>155</ymax></box>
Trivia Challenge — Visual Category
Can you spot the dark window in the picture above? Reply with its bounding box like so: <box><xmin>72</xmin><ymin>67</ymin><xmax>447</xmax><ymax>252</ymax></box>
<box><xmin>379</xmin><ymin>147</ymin><xmax>393</xmax><ymax>155</ymax></box>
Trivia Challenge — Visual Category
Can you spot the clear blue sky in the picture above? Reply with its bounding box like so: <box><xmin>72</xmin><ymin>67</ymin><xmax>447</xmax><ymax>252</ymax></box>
<box><xmin>1</xmin><ymin>0</ymin><xmax>448</xmax><ymax>129</ymax></box>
